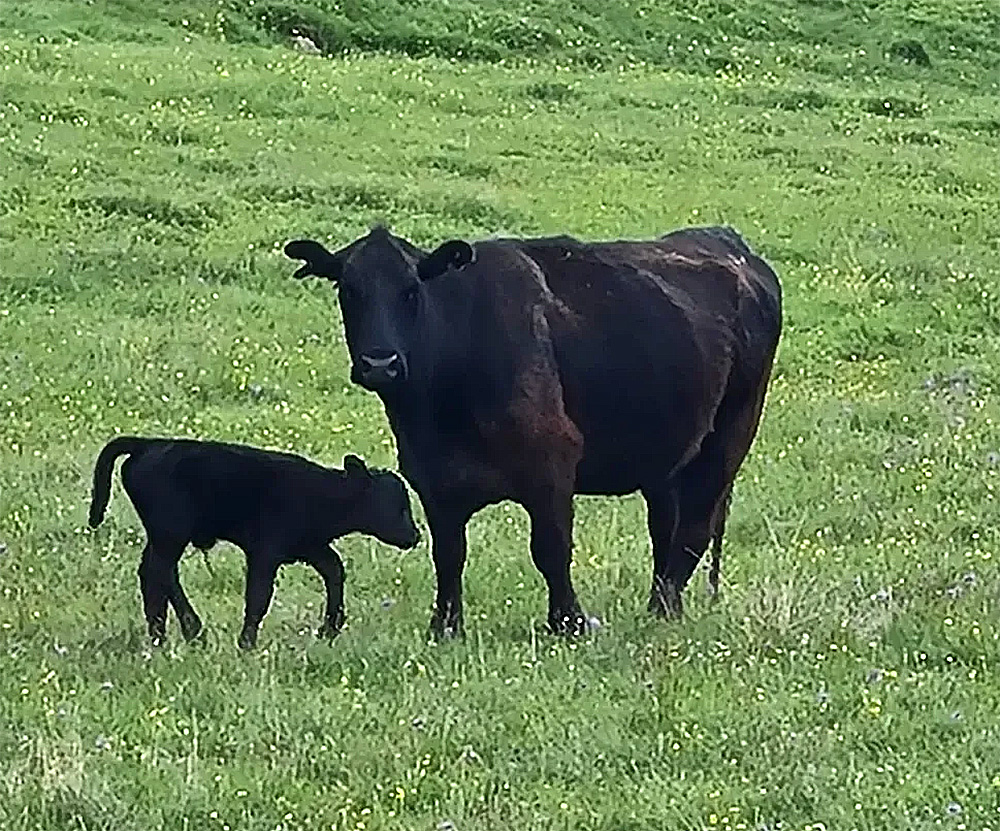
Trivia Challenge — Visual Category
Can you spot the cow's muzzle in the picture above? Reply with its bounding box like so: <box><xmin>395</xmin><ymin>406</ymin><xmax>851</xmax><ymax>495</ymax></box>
<box><xmin>353</xmin><ymin>351</ymin><xmax>407</xmax><ymax>390</ymax></box>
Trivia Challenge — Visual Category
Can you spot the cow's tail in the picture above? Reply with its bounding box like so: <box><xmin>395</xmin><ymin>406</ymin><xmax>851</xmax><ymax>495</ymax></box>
<box><xmin>88</xmin><ymin>436</ymin><xmax>150</xmax><ymax>527</ymax></box>
<box><xmin>708</xmin><ymin>486</ymin><xmax>733</xmax><ymax>599</ymax></box>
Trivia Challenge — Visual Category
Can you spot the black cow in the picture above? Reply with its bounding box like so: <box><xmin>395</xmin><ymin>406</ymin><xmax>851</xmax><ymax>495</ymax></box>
<box><xmin>88</xmin><ymin>436</ymin><xmax>419</xmax><ymax>648</ymax></box>
<box><xmin>285</xmin><ymin>224</ymin><xmax>781</xmax><ymax>637</ymax></box>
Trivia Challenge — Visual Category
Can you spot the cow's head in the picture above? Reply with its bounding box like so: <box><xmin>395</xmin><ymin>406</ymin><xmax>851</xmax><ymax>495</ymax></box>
<box><xmin>285</xmin><ymin>226</ymin><xmax>475</xmax><ymax>392</ymax></box>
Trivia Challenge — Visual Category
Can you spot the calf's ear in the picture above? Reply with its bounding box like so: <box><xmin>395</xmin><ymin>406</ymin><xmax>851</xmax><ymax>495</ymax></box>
<box><xmin>344</xmin><ymin>454</ymin><xmax>371</xmax><ymax>478</ymax></box>
<box><xmin>417</xmin><ymin>239</ymin><xmax>475</xmax><ymax>281</ymax></box>
<box><xmin>284</xmin><ymin>239</ymin><xmax>342</xmax><ymax>281</ymax></box>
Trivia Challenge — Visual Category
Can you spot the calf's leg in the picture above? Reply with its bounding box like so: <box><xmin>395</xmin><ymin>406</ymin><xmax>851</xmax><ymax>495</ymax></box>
<box><xmin>167</xmin><ymin>561</ymin><xmax>202</xmax><ymax>641</ymax></box>
<box><xmin>304</xmin><ymin>546</ymin><xmax>346</xmax><ymax>639</ymax></box>
<box><xmin>138</xmin><ymin>536</ymin><xmax>185</xmax><ymax>645</ymax></box>
<box><xmin>237</xmin><ymin>554</ymin><xmax>280</xmax><ymax>650</ymax></box>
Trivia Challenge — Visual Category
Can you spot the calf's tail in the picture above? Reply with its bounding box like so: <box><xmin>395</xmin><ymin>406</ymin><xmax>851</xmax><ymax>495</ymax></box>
<box><xmin>88</xmin><ymin>436</ymin><xmax>150</xmax><ymax>527</ymax></box>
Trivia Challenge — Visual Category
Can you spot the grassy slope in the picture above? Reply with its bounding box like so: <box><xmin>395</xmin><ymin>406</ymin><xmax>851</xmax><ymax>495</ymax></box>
<box><xmin>2</xmin><ymin>1</ymin><xmax>1000</xmax><ymax>829</ymax></box>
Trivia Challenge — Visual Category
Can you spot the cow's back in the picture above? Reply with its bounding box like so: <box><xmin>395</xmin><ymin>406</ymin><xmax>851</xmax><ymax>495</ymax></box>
<box><xmin>475</xmin><ymin>230</ymin><xmax>779</xmax><ymax>494</ymax></box>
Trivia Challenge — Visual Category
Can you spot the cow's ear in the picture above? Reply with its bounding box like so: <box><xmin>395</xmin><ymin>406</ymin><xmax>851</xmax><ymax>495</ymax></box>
<box><xmin>417</xmin><ymin>240</ymin><xmax>475</xmax><ymax>281</ymax></box>
<box><xmin>344</xmin><ymin>454</ymin><xmax>371</xmax><ymax>479</ymax></box>
<box><xmin>284</xmin><ymin>239</ymin><xmax>342</xmax><ymax>281</ymax></box>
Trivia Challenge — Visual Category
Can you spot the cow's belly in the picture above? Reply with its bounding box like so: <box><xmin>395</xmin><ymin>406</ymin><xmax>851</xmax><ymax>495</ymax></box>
<box><xmin>572</xmin><ymin>426</ymin><xmax>701</xmax><ymax>496</ymax></box>
<box><xmin>563</xmin><ymin>365</ymin><xmax>718</xmax><ymax>496</ymax></box>
<box><xmin>573</xmin><ymin>457</ymin><xmax>643</xmax><ymax>496</ymax></box>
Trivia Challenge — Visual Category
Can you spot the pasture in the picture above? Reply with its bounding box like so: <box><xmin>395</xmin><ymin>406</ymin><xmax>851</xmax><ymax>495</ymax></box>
<box><xmin>2</xmin><ymin>1</ymin><xmax>1000</xmax><ymax>828</ymax></box>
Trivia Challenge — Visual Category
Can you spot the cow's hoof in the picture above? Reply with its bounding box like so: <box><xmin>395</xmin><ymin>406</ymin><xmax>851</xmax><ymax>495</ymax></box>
<box><xmin>548</xmin><ymin>607</ymin><xmax>589</xmax><ymax>636</ymax></box>
<box><xmin>648</xmin><ymin>581</ymin><xmax>683</xmax><ymax>620</ymax></box>
<box><xmin>180</xmin><ymin>615</ymin><xmax>203</xmax><ymax>642</ymax></box>
<box><xmin>429</xmin><ymin>600</ymin><xmax>464</xmax><ymax>641</ymax></box>
<box><xmin>428</xmin><ymin>615</ymin><xmax>464</xmax><ymax>642</ymax></box>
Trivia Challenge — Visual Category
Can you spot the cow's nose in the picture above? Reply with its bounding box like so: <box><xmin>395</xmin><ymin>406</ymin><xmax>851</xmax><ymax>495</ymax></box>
<box><xmin>360</xmin><ymin>352</ymin><xmax>401</xmax><ymax>377</ymax></box>
<box><xmin>356</xmin><ymin>352</ymin><xmax>405</xmax><ymax>388</ymax></box>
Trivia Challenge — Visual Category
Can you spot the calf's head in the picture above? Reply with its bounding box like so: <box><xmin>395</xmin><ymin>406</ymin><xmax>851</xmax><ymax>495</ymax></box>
<box><xmin>343</xmin><ymin>454</ymin><xmax>420</xmax><ymax>549</ymax></box>
<box><xmin>285</xmin><ymin>226</ymin><xmax>475</xmax><ymax>392</ymax></box>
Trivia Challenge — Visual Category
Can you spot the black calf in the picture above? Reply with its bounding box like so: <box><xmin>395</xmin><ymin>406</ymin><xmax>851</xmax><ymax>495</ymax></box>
<box><xmin>88</xmin><ymin>436</ymin><xmax>419</xmax><ymax>648</ymax></box>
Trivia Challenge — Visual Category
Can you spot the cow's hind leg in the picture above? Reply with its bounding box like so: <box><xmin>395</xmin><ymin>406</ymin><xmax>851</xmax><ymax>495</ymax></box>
<box><xmin>649</xmin><ymin>483</ymin><xmax>729</xmax><ymax>618</ymax></box>
<box><xmin>138</xmin><ymin>536</ymin><xmax>186</xmax><ymax>645</ymax></box>
<box><xmin>650</xmin><ymin>384</ymin><xmax>766</xmax><ymax>618</ymax></box>
<box><xmin>643</xmin><ymin>485</ymin><xmax>681</xmax><ymax>617</ymax></box>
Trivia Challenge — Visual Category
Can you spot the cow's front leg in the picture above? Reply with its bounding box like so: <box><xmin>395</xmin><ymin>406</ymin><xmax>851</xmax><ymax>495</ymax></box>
<box><xmin>425</xmin><ymin>504</ymin><xmax>471</xmax><ymax>640</ymax></box>
<box><xmin>525</xmin><ymin>486</ymin><xmax>587</xmax><ymax>636</ymax></box>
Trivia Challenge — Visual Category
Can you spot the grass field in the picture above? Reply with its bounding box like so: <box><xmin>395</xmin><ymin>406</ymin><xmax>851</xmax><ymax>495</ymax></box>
<box><xmin>3</xmin><ymin>0</ymin><xmax>1000</xmax><ymax>828</ymax></box>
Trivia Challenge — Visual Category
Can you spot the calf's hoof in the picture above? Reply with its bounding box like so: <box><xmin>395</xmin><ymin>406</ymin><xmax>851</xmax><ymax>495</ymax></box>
<box><xmin>648</xmin><ymin>579</ymin><xmax>683</xmax><ymax>620</ymax></box>
<box><xmin>548</xmin><ymin>606</ymin><xmax>589</xmax><ymax>636</ymax></box>
<box><xmin>146</xmin><ymin>618</ymin><xmax>167</xmax><ymax>647</ymax></box>
<box><xmin>236</xmin><ymin>630</ymin><xmax>258</xmax><ymax>651</ymax></box>
<box><xmin>180</xmin><ymin>615</ymin><xmax>203</xmax><ymax>642</ymax></box>
<box><xmin>316</xmin><ymin>618</ymin><xmax>343</xmax><ymax>641</ymax></box>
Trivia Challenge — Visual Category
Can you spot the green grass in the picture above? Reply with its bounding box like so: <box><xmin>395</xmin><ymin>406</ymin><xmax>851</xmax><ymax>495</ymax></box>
<box><xmin>3</xmin><ymin>0</ymin><xmax>1000</xmax><ymax>828</ymax></box>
